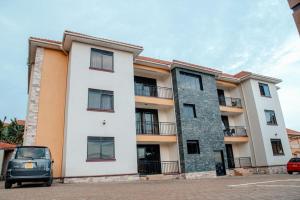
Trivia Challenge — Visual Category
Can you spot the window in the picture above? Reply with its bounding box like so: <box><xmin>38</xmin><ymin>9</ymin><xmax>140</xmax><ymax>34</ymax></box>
<box><xmin>187</xmin><ymin>140</ymin><xmax>200</xmax><ymax>154</ymax></box>
<box><xmin>88</xmin><ymin>89</ymin><xmax>114</xmax><ymax>111</ymax></box>
<box><xmin>90</xmin><ymin>48</ymin><xmax>113</xmax><ymax>71</ymax></box>
<box><xmin>264</xmin><ymin>110</ymin><xmax>277</xmax><ymax>125</ymax></box>
<box><xmin>259</xmin><ymin>83</ymin><xmax>271</xmax><ymax>97</ymax></box>
<box><xmin>87</xmin><ymin>137</ymin><xmax>115</xmax><ymax>161</ymax></box>
<box><xmin>183</xmin><ymin>104</ymin><xmax>196</xmax><ymax>118</ymax></box>
<box><xmin>271</xmin><ymin>139</ymin><xmax>284</xmax><ymax>156</ymax></box>
<box><xmin>180</xmin><ymin>72</ymin><xmax>203</xmax><ymax>90</ymax></box>
<box><xmin>15</xmin><ymin>147</ymin><xmax>50</xmax><ymax>159</ymax></box>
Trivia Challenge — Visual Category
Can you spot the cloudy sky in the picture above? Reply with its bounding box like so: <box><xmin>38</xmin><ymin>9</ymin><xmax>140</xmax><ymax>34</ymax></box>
<box><xmin>0</xmin><ymin>0</ymin><xmax>299</xmax><ymax>130</ymax></box>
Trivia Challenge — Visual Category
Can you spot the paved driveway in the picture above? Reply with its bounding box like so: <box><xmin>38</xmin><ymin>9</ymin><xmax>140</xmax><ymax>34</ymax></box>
<box><xmin>1</xmin><ymin>174</ymin><xmax>300</xmax><ymax>200</ymax></box>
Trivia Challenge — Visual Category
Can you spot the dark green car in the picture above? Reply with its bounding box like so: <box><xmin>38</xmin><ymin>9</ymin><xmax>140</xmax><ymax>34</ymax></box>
<box><xmin>5</xmin><ymin>146</ymin><xmax>53</xmax><ymax>189</ymax></box>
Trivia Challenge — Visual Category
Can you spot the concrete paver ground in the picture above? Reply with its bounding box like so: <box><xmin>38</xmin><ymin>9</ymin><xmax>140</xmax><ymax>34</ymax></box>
<box><xmin>0</xmin><ymin>174</ymin><xmax>300</xmax><ymax>200</ymax></box>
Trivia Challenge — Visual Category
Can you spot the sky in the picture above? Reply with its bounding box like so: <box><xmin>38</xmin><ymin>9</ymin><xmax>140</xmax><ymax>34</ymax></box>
<box><xmin>0</xmin><ymin>0</ymin><xmax>299</xmax><ymax>130</ymax></box>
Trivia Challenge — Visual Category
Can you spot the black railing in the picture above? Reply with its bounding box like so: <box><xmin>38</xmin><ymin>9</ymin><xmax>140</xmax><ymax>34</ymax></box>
<box><xmin>138</xmin><ymin>161</ymin><xmax>179</xmax><ymax>175</ymax></box>
<box><xmin>219</xmin><ymin>96</ymin><xmax>242</xmax><ymax>108</ymax></box>
<box><xmin>134</xmin><ymin>83</ymin><xmax>173</xmax><ymax>99</ymax></box>
<box><xmin>223</xmin><ymin>126</ymin><xmax>247</xmax><ymax>137</ymax></box>
<box><xmin>136</xmin><ymin>121</ymin><xmax>176</xmax><ymax>135</ymax></box>
<box><xmin>227</xmin><ymin>157</ymin><xmax>252</xmax><ymax>168</ymax></box>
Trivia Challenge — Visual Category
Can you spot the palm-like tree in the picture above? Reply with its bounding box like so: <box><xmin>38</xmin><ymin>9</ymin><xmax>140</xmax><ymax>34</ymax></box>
<box><xmin>0</xmin><ymin>117</ymin><xmax>24</xmax><ymax>145</ymax></box>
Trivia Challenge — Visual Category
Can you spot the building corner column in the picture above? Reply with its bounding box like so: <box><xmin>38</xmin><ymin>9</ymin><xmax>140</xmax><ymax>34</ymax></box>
<box><xmin>23</xmin><ymin>47</ymin><xmax>44</xmax><ymax>145</ymax></box>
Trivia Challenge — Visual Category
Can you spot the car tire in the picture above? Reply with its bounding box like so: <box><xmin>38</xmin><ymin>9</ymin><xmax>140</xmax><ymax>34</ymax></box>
<box><xmin>5</xmin><ymin>181</ymin><xmax>12</xmax><ymax>189</ymax></box>
<box><xmin>288</xmin><ymin>171</ymin><xmax>293</xmax><ymax>175</ymax></box>
<box><xmin>45</xmin><ymin>178</ymin><xmax>53</xmax><ymax>187</ymax></box>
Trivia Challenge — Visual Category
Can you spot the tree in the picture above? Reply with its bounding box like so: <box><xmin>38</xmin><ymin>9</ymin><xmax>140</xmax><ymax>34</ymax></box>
<box><xmin>0</xmin><ymin>117</ymin><xmax>24</xmax><ymax>145</ymax></box>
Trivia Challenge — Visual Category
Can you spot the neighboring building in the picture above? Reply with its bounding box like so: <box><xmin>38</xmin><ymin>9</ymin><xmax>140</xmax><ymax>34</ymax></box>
<box><xmin>287</xmin><ymin>128</ymin><xmax>300</xmax><ymax>157</ymax></box>
<box><xmin>288</xmin><ymin>0</ymin><xmax>300</xmax><ymax>34</ymax></box>
<box><xmin>24</xmin><ymin>31</ymin><xmax>292</xmax><ymax>180</ymax></box>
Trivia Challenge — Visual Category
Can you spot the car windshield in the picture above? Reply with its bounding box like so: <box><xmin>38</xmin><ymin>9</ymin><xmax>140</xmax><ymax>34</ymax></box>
<box><xmin>289</xmin><ymin>158</ymin><xmax>300</xmax><ymax>162</ymax></box>
<box><xmin>15</xmin><ymin>147</ymin><xmax>47</xmax><ymax>159</ymax></box>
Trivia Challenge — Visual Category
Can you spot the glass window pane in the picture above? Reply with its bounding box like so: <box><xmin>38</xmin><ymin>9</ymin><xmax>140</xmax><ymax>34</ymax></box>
<box><xmin>263</xmin><ymin>85</ymin><xmax>270</xmax><ymax>96</ymax></box>
<box><xmin>90</xmin><ymin>50</ymin><xmax>103</xmax><ymax>69</ymax></box>
<box><xmin>259</xmin><ymin>83</ymin><xmax>271</xmax><ymax>97</ymax></box>
<box><xmin>102</xmin><ymin>54</ymin><xmax>113</xmax><ymax>71</ymax></box>
<box><xmin>265</xmin><ymin>110</ymin><xmax>277</xmax><ymax>125</ymax></box>
<box><xmin>87</xmin><ymin>140</ymin><xmax>101</xmax><ymax>159</ymax></box>
<box><xmin>87</xmin><ymin>137</ymin><xmax>114</xmax><ymax>160</ymax></box>
<box><xmin>180</xmin><ymin>72</ymin><xmax>202</xmax><ymax>90</ymax></box>
<box><xmin>271</xmin><ymin>139</ymin><xmax>284</xmax><ymax>155</ymax></box>
<box><xmin>101</xmin><ymin>138</ymin><xmax>114</xmax><ymax>159</ymax></box>
<box><xmin>101</xmin><ymin>94</ymin><xmax>113</xmax><ymax>110</ymax></box>
<box><xmin>88</xmin><ymin>89</ymin><xmax>101</xmax><ymax>109</ymax></box>
<box><xmin>187</xmin><ymin>140</ymin><xmax>200</xmax><ymax>154</ymax></box>
<box><xmin>137</xmin><ymin>148</ymin><xmax>145</xmax><ymax>159</ymax></box>
<box><xmin>183</xmin><ymin>104</ymin><xmax>196</xmax><ymax>118</ymax></box>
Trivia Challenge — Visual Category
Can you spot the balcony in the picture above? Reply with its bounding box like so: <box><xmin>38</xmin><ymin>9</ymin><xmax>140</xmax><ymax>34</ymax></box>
<box><xmin>224</xmin><ymin>126</ymin><xmax>248</xmax><ymax>143</ymax></box>
<box><xmin>135</xmin><ymin>83</ymin><xmax>174</xmax><ymax>108</ymax></box>
<box><xmin>219</xmin><ymin>97</ymin><xmax>244</xmax><ymax>115</ymax></box>
<box><xmin>136</xmin><ymin>121</ymin><xmax>177</xmax><ymax>143</ymax></box>
<box><xmin>138</xmin><ymin>161</ymin><xmax>179</xmax><ymax>175</ymax></box>
<box><xmin>227</xmin><ymin>157</ymin><xmax>252</xmax><ymax>169</ymax></box>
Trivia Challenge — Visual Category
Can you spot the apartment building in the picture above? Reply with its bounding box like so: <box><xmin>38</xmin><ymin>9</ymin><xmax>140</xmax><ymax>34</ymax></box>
<box><xmin>288</xmin><ymin>0</ymin><xmax>300</xmax><ymax>34</ymax></box>
<box><xmin>24</xmin><ymin>31</ymin><xmax>292</xmax><ymax>181</ymax></box>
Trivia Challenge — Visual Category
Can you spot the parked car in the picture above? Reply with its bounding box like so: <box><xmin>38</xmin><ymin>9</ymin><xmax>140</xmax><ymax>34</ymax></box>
<box><xmin>287</xmin><ymin>157</ymin><xmax>300</xmax><ymax>174</ymax></box>
<box><xmin>5</xmin><ymin>146</ymin><xmax>53</xmax><ymax>189</ymax></box>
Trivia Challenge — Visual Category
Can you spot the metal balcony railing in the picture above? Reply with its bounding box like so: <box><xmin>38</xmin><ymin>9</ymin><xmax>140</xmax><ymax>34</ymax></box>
<box><xmin>138</xmin><ymin>161</ymin><xmax>179</xmax><ymax>175</ymax></box>
<box><xmin>134</xmin><ymin>83</ymin><xmax>173</xmax><ymax>99</ymax></box>
<box><xmin>223</xmin><ymin>126</ymin><xmax>247</xmax><ymax>137</ymax></box>
<box><xmin>227</xmin><ymin>157</ymin><xmax>252</xmax><ymax>169</ymax></box>
<box><xmin>219</xmin><ymin>96</ymin><xmax>242</xmax><ymax>108</ymax></box>
<box><xmin>136</xmin><ymin>121</ymin><xmax>176</xmax><ymax>135</ymax></box>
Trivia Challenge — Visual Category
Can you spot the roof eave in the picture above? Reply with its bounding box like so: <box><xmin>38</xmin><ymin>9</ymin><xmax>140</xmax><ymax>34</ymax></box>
<box><xmin>171</xmin><ymin>60</ymin><xmax>221</xmax><ymax>76</ymax></box>
<box><xmin>240</xmin><ymin>73</ymin><xmax>282</xmax><ymax>84</ymax></box>
<box><xmin>62</xmin><ymin>31</ymin><xmax>143</xmax><ymax>58</ymax></box>
<box><xmin>134</xmin><ymin>58</ymin><xmax>170</xmax><ymax>70</ymax></box>
<box><xmin>217</xmin><ymin>76</ymin><xmax>241</xmax><ymax>83</ymax></box>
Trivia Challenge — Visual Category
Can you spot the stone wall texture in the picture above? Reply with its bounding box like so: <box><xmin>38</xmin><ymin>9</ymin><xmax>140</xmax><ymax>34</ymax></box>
<box><xmin>64</xmin><ymin>174</ymin><xmax>140</xmax><ymax>184</ymax></box>
<box><xmin>171</xmin><ymin>68</ymin><xmax>227</xmax><ymax>174</ymax></box>
<box><xmin>23</xmin><ymin>47</ymin><xmax>44</xmax><ymax>145</ymax></box>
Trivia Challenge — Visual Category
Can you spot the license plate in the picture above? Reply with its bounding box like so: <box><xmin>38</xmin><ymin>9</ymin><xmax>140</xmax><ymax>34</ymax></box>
<box><xmin>24</xmin><ymin>163</ymin><xmax>34</xmax><ymax>169</ymax></box>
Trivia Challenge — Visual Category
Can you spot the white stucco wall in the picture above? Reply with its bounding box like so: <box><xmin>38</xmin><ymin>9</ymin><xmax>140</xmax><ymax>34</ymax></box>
<box><xmin>63</xmin><ymin>42</ymin><xmax>137</xmax><ymax>177</ymax></box>
<box><xmin>241</xmin><ymin>79</ymin><xmax>292</xmax><ymax>166</ymax></box>
<box><xmin>160</xmin><ymin>143</ymin><xmax>179</xmax><ymax>161</ymax></box>
<box><xmin>232</xmin><ymin>143</ymin><xmax>251</xmax><ymax>158</ymax></box>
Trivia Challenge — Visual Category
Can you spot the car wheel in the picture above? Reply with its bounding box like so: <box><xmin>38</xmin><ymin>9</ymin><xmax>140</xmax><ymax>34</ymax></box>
<box><xmin>288</xmin><ymin>171</ymin><xmax>293</xmax><ymax>175</ymax></box>
<box><xmin>5</xmin><ymin>181</ymin><xmax>12</xmax><ymax>189</ymax></box>
<box><xmin>45</xmin><ymin>178</ymin><xmax>53</xmax><ymax>187</ymax></box>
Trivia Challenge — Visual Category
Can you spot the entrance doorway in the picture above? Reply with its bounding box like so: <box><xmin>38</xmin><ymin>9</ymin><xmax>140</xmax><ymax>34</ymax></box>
<box><xmin>225</xmin><ymin>144</ymin><xmax>235</xmax><ymax>169</ymax></box>
<box><xmin>214</xmin><ymin>150</ymin><xmax>226</xmax><ymax>176</ymax></box>
<box><xmin>217</xmin><ymin>89</ymin><xmax>226</xmax><ymax>106</ymax></box>
<box><xmin>137</xmin><ymin>144</ymin><xmax>161</xmax><ymax>174</ymax></box>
